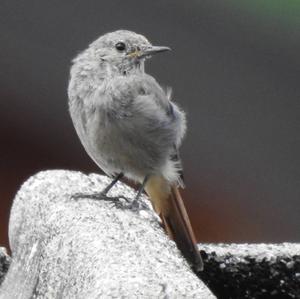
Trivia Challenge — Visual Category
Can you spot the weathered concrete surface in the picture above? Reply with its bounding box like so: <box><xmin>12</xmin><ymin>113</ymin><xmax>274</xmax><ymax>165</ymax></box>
<box><xmin>2</xmin><ymin>241</ymin><xmax>300</xmax><ymax>299</ymax></box>
<box><xmin>200</xmin><ymin>243</ymin><xmax>300</xmax><ymax>299</ymax></box>
<box><xmin>0</xmin><ymin>170</ymin><xmax>214</xmax><ymax>299</ymax></box>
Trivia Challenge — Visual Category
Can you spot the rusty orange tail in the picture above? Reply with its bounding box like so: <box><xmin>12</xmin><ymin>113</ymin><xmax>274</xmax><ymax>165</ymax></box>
<box><xmin>145</xmin><ymin>175</ymin><xmax>203</xmax><ymax>272</ymax></box>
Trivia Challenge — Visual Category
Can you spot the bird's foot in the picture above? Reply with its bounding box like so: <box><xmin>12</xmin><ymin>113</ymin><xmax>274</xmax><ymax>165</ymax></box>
<box><xmin>108</xmin><ymin>197</ymin><xmax>148</xmax><ymax>211</ymax></box>
<box><xmin>71</xmin><ymin>192</ymin><xmax>128</xmax><ymax>207</ymax></box>
<box><xmin>71</xmin><ymin>192</ymin><xmax>148</xmax><ymax>211</ymax></box>
<box><xmin>123</xmin><ymin>198</ymin><xmax>149</xmax><ymax>211</ymax></box>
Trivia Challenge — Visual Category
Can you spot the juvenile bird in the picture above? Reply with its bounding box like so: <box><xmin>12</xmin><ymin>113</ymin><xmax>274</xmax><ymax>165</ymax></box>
<box><xmin>68</xmin><ymin>30</ymin><xmax>203</xmax><ymax>272</ymax></box>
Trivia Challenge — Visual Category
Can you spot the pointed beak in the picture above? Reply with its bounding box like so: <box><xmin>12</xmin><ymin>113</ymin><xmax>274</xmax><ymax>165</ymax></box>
<box><xmin>141</xmin><ymin>46</ymin><xmax>171</xmax><ymax>57</ymax></box>
<box><xmin>128</xmin><ymin>46</ymin><xmax>171</xmax><ymax>59</ymax></box>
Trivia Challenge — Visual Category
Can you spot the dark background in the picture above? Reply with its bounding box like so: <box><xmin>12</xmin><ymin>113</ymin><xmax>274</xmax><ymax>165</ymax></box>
<box><xmin>1</xmin><ymin>0</ymin><xmax>299</xmax><ymax>249</ymax></box>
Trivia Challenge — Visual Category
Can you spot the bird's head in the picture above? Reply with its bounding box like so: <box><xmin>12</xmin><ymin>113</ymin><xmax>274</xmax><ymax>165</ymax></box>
<box><xmin>86</xmin><ymin>30</ymin><xmax>171</xmax><ymax>76</ymax></box>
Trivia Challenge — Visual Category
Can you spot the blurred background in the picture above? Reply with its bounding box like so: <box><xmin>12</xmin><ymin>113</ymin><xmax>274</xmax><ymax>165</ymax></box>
<box><xmin>1</xmin><ymin>0</ymin><xmax>299</xmax><ymax>249</ymax></box>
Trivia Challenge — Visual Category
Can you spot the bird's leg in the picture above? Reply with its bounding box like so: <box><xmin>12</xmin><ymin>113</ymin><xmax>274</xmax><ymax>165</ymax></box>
<box><xmin>128</xmin><ymin>175</ymin><xmax>150</xmax><ymax>210</ymax></box>
<box><xmin>101</xmin><ymin>173</ymin><xmax>124</xmax><ymax>196</ymax></box>
<box><xmin>72</xmin><ymin>173</ymin><xmax>125</xmax><ymax>202</ymax></box>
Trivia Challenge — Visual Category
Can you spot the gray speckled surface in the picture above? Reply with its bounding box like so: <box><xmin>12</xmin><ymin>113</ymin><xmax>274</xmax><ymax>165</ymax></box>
<box><xmin>0</xmin><ymin>170</ymin><xmax>214</xmax><ymax>299</ymax></box>
<box><xmin>199</xmin><ymin>243</ymin><xmax>300</xmax><ymax>298</ymax></box>
<box><xmin>201</xmin><ymin>243</ymin><xmax>300</xmax><ymax>260</ymax></box>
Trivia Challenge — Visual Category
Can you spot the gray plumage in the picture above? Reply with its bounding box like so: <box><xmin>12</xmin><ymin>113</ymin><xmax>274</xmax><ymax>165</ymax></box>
<box><xmin>68</xmin><ymin>30</ymin><xmax>204</xmax><ymax>273</ymax></box>
<box><xmin>68</xmin><ymin>30</ymin><xmax>186</xmax><ymax>187</ymax></box>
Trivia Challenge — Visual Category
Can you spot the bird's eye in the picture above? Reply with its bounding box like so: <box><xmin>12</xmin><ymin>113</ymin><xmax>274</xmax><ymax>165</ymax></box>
<box><xmin>115</xmin><ymin>42</ymin><xmax>126</xmax><ymax>52</ymax></box>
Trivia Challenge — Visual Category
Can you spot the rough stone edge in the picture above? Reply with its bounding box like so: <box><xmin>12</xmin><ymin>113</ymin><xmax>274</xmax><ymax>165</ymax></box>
<box><xmin>1</xmin><ymin>242</ymin><xmax>299</xmax><ymax>298</ymax></box>
<box><xmin>0</xmin><ymin>170</ymin><xmax>215</xmax><ymax>299</ymax></box>
<box><xmin>199</xmin><ymin>243</ymin><xmax>300</xmax><ymax>298</ymax></box>
<box><xmin>2</xmin><ymin>170</ymin><xmax>299</xmax><ymax>298</ymax></box>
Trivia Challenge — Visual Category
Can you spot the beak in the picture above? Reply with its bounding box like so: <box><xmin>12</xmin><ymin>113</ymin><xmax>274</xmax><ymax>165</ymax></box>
<box><xmin>128</xmin><ymin>46</ymin><xmax>171</xmax><ymax>59</ymax></box>
<box><xmin>141</xmin><ymin>46</ymin><xmax>171</xmax><ymax>58</ymax></box>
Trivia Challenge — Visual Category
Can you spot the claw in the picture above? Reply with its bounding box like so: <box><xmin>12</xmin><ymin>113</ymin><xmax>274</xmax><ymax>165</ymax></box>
<box><xmin>109</xmin><ymin>200</ymin><xmax>126</xmax><ymax>209</ymax></box>
<box><xmin>125</xmin><ymin>199</ymin><xmax>148</xmax><ymax>211</ymax></box>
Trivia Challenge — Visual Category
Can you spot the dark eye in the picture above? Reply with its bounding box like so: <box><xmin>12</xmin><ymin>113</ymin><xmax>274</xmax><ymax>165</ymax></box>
<box><xmin>115</xmin><ymin>42</ymin><xmax>126</xmax><ymax>51</ymax></box>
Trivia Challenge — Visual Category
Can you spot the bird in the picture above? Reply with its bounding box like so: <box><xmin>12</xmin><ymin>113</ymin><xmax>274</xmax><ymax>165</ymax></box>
<box><xmin>68</xmin><ymin>30</ymin><xmax>203</xmax><ymax>272</ymax></box>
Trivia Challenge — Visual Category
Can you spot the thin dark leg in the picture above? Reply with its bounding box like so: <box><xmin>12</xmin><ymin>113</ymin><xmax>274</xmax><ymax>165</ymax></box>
<box><xmin>126</xmin><ymin>175</ymin><xmax>150</xmax><ymax>211</ymax></box>
<box><xmin>135</xmin><ymin>175</ymin><xmax>149</xmax><ymax>200</ymax></box>
<box><xmin>101</xmin><ymin>173</ymin><xmax>124</xmax><ymax>195</ymax></box>
<box><xmin>72</xmin><ymin>173</ymin><xmax>124</xmax><ymax>200</ymax></box>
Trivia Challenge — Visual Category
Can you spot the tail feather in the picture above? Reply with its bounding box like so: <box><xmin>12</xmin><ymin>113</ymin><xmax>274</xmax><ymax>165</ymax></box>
<box><xmin>145</xmin><ymin>175</ymin><xmax>203</xmax><ymax>272</ymax></box>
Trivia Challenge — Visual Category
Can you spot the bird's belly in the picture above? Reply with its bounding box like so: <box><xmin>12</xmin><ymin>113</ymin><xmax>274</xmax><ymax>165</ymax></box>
<box><xmin>86</xmin><ymin>121</ymin><xmax>165</xmax><ymax>182</ymax></box>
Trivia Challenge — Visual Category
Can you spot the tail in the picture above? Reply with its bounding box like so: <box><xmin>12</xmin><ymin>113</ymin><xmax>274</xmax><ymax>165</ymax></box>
<box><xmin>145</xmin><ymin>175</ymin><xmax>203</xmax><ymax>272</ymax></box>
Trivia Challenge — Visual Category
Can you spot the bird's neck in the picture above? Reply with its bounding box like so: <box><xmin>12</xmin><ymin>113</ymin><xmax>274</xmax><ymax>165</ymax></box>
<box><xmin>104</xmin><ymin>59</ymin><xmax>145</xmax><ymax>78</ymax></box>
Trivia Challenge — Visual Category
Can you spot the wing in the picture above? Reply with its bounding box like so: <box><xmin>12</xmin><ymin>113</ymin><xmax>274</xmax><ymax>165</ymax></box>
<box><xmin>86</xmin><ymin>74</ymin><xmax>187</xmax><ymax>181</ymax></box>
